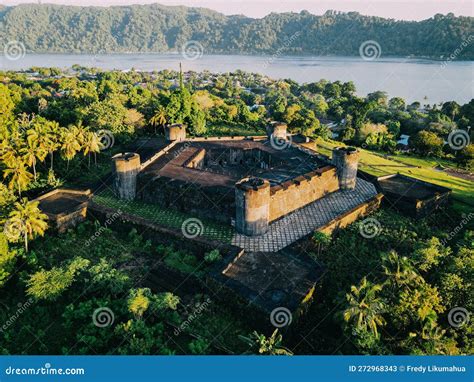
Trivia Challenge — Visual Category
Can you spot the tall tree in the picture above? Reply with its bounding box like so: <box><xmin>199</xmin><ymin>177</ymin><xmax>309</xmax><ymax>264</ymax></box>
<box><xmin>60</xmin><ymin>126</ymin><xmax>82</xmax><ymax>169</ymax></box>
<box><xmin>3</xmin><ymin>159</ymin><xmax>33</xmax><ymax>195</ymax></box>
<box><xmin>5</xmin><ymin>198</ymin><xmax>48</xmax><ymax>252</ymax></box>
<box><xmin>343</xmin><ymin>277</ymin><xmax>386</xmax><ymax>338</ymax></box>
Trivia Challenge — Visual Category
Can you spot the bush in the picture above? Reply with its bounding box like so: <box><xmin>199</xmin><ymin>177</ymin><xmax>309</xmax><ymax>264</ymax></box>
<box><xmin>204</xmin><ymin>249</ymin><xmax>222</xmax><ymax>263</ymax></box>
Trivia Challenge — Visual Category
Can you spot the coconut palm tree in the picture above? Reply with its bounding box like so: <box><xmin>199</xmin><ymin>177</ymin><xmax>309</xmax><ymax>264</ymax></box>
<box><xmin>70</xmin><ymin>122</ymin><xmax>87</xmax><ymax>147</ymax></box>
<box><xmin>5</xmin><ymin>198</ymin><xmax>48</xmax><ymax>252</ymax></box>
<box><xmin>0</xmin><ymin>138</ymin><xmax>19</xmax><ymax>168</ymax></box>
<box><xmin>149</xmin><ymin>107</ymin><xmax>167</xmax><ymax>134</ymax></box>
<box><xmin>60</xmin><ymin>126</ymin><xmax>81</xmax><ymax>170</ymax></box>
<box><xmin>239</xmin><ymin>330</ymin><xmax>293</xmax><ymax>355</ymax></box>
<box><xmin>44</xmin><ymin>121</ymin><xmax>61</xmax><ymax>170</ymax></box>
<box><xmin>343</xmin><ymin>277</ymin><xmax>386</xmax><ymax>338</ymax></box>
<box><xmin>82</xmin><ymin>130</ymin><xmax>101</xmax><ymax>167</ymax></box>
<box><xmin>382</xmin><ymin>251</ymin><xmax>421</xmax><ymax>290</ymax></box>
<box><xmin>3</xmin><ymin>159</ymin><xmax>33</xmax><ymax>195</ymax></box>
<box><xmin>29</xmin><ymin>118</ymin><xmax>51</xmax><ymax>159</ymax></box>
<box><xmin>22</xmin><ymin>132</ymin><xmax>47</xmax><ymax>181</ymax></box>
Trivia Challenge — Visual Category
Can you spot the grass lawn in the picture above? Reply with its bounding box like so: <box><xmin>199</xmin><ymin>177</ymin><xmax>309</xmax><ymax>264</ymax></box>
<box><xmin>206</xmin><ymin>123</ymin><xmax>265</xmax><ymax>137</ymax></box>
<box><xmin>92</xmin><ymin>189</ymin><xmax>234</xmax><ymax>243</ymax></box>
<box><xmin>315</xmin><ymin>138</ymin><xmax>474</xmax><ymax>212</ymax></box>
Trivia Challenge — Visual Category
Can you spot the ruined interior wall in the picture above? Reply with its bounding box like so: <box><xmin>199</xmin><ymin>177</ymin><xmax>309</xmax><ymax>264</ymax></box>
<box><xmin>185</xmin><ymin>148</ymin><xmax>206</xmax><ymax>169</ymax></box>
<box><xmin>204</xmin><ymin>147</ymin><xmax>281</xmax><ymax>168</ymax></box>
<box><xmin>383</xmin><ymin>191</ymin><xmax>451</xmax><ymax>218</ymax></box>
<box><xmin>54</xmin><ymin>206</ymin><xmax>88</xmax><ymax>233</ymax></box>
<box><xmin>269</xmin><ymin>166</ymin><xmax>339</xmax><ymax>222</ymax></box>
<box><xmin>416</xmin><ymin>193</ymin><xmax>451</xmax><ymax>218</ymax></box>
<box><xmin>137</xmin><ymin>175</ymin><xmax>234</xmax><ymax>223</ymax></box>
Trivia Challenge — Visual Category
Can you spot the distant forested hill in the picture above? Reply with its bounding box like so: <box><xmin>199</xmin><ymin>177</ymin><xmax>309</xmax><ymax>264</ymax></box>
<box><xmin>0</xmin><ymin>4</ymin><xmax>473</xmax><ymax>59</ymax></box>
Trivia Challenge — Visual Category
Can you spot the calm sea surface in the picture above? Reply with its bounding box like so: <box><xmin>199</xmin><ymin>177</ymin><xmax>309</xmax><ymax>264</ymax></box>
<box><xmin>1</xmin><ymin>53</ymin><xmax>472</xmax><ymax>104</ymax></box>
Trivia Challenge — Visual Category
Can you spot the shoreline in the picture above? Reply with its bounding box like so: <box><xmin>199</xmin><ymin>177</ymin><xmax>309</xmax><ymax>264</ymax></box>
<box><xmin>12</xmin><ymin>51</ymin><xmax>474</xmax><ymax>63</ymax></box>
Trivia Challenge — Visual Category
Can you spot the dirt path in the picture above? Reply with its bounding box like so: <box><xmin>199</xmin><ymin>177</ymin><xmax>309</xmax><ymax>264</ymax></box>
<box><xmin>441</xmin><ymin>167</ymin><xmax>474</xmax><ymax>182</ymax></box>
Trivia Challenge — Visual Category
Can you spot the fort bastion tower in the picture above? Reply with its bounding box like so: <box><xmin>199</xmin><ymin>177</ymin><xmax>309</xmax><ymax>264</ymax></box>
<box><xmin>235</xmin><ymin>177</ymin><xmax>271</xmax><ymax>236</ymax></box>
<box><xmin>332</xmin><ymin>147</ymin><xmax>360</xmax><ymax>190</ymax></box>
<box><xmin>165</xmin><ymin>123</ymin><xmax>187</xmax><ymax>142</ymax></box>
<box><xmin>112</xmin><ymin>152</ymin><xmax>141</xmax><ymax>200</ymax></box>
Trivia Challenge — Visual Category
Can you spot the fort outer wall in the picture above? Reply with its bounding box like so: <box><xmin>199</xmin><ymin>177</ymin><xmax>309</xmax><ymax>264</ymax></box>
<box><xmin>318</xmin><ymin>193</ymin><xmax>384</xmax><ymax>234</ymax></box>
<box><xmin>269</xmin><ymin>166</ymin><xmax>340</xmax><ymax>222</ymax></box>
<box><xmin>234</xmin><ymin>147</ymin><xmax>361</xmax><ymax>236</ymax></box>
<box><xmin>234</xmin><ymin>167</ymin><xmax>340</xmax><ymax>236</ymax></box>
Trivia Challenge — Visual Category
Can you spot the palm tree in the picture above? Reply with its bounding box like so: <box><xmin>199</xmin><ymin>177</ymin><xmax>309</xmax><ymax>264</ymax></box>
<box><xmin>0</xmin><ymin>138</ymin><xmax>19</xmax><ymax>168</ymax></box>
<box><xmin>28</xmin><ymin>117</ymin><xmax>51</xmax><ymax>162</ymax></box>
<box><xmin>343</xmin><ymin>277</ymin><xmax>386</xmax><ymax>338</ymax></box>
<box><xmin>22</xmin><ymin>131</ymin><xmax>47</xmax><ymax>181</ymax></box>
<box><xmin>82</xmin><ymin>130</ymin><xmax>101</xmax><ymax>167</ymax></box>
<box><xmin>70</xmin><ymin>122</ymin><xmax>87</xmax><ymax>147</ymax></box>
<box><xmin>149</xmin><ymin>107</ymin><xmax>167</xmax><ymax>134</ymax></box>
<box><xmin>3</xmin><ymin>159</ymin><xmax>34</xmax><ymax>195</ymax></box>
<box><xmin>239</xmin><ymin>330</ymin><xmax>293</xmax><ymax>355</ymax></box>
<box><xmin>5</xmin><ymin>198</ymin><xmax>48</xmax><ymax>252</ymax></box>
<box><xmin>382</xmin><ymin>251</ymin><xmax>421</xmax><ymax>290</ymax></box>
<box><xmin>44</xmin><ymin>121</ymin><xmax>61</xmax><ymax>170</ymax></box>
<box><xmin>60</xmin><ymin>126</ymin><xmax>81</xmax><ymax>170</ymax></box>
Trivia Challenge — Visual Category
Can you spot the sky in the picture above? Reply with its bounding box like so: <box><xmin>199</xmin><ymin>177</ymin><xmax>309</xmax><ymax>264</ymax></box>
<box><xmin>0</xmin><ymin>0</ymin><xmax>472</xmax><ymax>20</ymax></box>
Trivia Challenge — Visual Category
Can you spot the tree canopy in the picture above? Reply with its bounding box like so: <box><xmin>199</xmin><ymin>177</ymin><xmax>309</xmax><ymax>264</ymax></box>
<box><xmin>0</xmin><ymin>5</ymin><xmax>472</xmax><ymax>59</ymax></box>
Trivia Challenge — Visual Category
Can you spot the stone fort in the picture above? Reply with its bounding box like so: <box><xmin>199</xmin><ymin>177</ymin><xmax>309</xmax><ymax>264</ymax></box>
<box><xmin>111</xmin><ymin>122</ymin><xmax>382</xmax><ymax>248</ymax></box>
<box><xmin>35</xmin><ymin>122</ymin><xmax>450</xmax><ymax>316</ymax></box>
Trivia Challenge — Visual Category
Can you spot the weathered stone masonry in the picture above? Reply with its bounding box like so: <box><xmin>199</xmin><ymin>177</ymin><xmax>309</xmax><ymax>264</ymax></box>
<box><xmin>269</xmin><ymin>166</ymin><xmax>339</xmax><ymax>222</ymax></box>
<box><xmin>112</xmin><ymin>152</ymin><xmax>141</xmax><ymax>201</ymax></box>
<box><xmin>110</xmin><ymin>124</ymin><xmax>382</xmax><ymax>239</ymax></box>
<box><xmin>235</xmin><ymin>178</ymin><xmax>271</xmax><ymax>236</ymax></box>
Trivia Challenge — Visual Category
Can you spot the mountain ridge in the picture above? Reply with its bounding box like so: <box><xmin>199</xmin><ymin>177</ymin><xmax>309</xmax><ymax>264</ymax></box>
<box><xmin>0</xmin><ymin>4</ymin><xmax>472</xmax><ymax>59</ymax></box>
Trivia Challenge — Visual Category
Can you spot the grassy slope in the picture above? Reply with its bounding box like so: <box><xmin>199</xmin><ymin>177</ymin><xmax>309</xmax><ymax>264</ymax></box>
<box><xmin>93</xmin><ymin>190</ymin><xmax>234</xmax><ymax>242</ymax></box>
<box><xmin>315</xmin><ymin>139</ymin><xmax>474</xmax><ymax>212</ymax></box>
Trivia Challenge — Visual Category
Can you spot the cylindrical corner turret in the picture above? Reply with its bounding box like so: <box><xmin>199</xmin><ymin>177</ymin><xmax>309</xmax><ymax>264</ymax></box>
<box><xmin>266</xmin><ymin>121</ymin><xmax>288</xmax><ymax>140</ymax></box>
<box><xmin>165</xmin><ymin>123</ymin><xmax>186</xmax><ymax>142</ymax></box>
<box><xmin>235</xmin><ymin>177</ymin><xmax>270</xmax><ymax>236</ymax></box>
<box><xmin>332</xmin><ymin>147</ymin><xmax>360</xmax><ymax>190</ymax></box>
<box><xmin>112</xmin><ymin>152</ymin><xmax>141</xmax><ymax>200</ymax></box>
